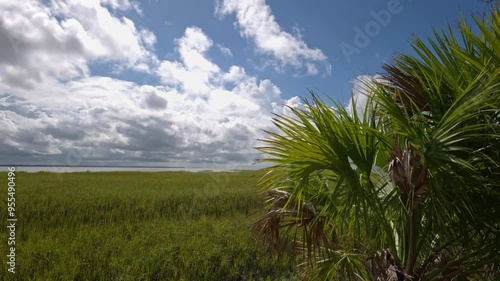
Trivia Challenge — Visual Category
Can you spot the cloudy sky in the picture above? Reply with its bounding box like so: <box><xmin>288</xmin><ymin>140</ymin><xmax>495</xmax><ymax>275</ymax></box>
<box><xmin>0</xmin><ymin>0</ymin><xmax>490</xmax><ymax>169</ymax></box>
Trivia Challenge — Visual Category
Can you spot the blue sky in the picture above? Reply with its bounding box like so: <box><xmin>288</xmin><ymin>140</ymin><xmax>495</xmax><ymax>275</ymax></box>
<box><xmin>0</xmin><ymin>0</ymin><xmax>493</xmax><ymax>169</ymax></box>
<box><xmin>135</xmin><ymin>0</ymin><xmax>489</xmax><ymax>100</ymax></box>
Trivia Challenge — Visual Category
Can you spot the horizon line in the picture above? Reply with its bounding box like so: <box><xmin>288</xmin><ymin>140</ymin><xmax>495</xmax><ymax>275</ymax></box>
<box><xmin>0</xmin><ymin>164</ymin><xmax>186</xmax><ymax>169</ymax></box>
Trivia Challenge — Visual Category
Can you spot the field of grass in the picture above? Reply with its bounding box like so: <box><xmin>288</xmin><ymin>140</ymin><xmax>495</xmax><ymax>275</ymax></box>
<box><xmin>0</xmin><ymin>171</ymin><xmax>298</xmax><ymax>280</ymax></box>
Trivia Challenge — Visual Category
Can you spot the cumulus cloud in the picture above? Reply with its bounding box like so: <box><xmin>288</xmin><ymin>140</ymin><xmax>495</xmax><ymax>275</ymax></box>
<box><xmin>0</xmin><ymin>7</ymin><xmax>298</xmax><ymax>169</ymax></box>
<box><xmin>142</xmin><ymin>88</ymin><xmax>168</xmax><ymax>110</ymax></box>
<box><xmin>346</xmin><ymin>74</ymin><xmax>386</xmax><ymax>117</ymax></box>
<box><xmin>0</xmin><ymin>0</ymin><xmax>156</xmax><ymax>90</ymax></box>
<box><xmin>157</xmin><ymin>27</ymin><xmax>221</xmax><ymax>95</ymax></box>
<box><xmin>100</xmin><ymin>0</ymin><xmax>142</xmax><ymax>14</ymax></box>
<box><xmin>215</xmin><ymin>0</ymin><xmax>330</xmax><ymax>75</ymax></box>
<box><xmin>217</xmin><ymin>43</ymin><xmax>233</xmax><ymax>57</ymax></box>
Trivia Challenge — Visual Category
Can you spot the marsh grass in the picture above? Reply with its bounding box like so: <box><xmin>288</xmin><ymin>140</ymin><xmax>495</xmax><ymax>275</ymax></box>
<box><xmin>0</xmin><ymin>171</ymin><xmax>298</xmax><ymax>280</ymax></box>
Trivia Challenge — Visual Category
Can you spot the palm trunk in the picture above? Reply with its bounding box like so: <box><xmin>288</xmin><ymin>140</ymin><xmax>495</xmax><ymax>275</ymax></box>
<box><xmin>405</xmin><ymin>207</ymin><xmax>417</xmax><ymax>280</ymax></box>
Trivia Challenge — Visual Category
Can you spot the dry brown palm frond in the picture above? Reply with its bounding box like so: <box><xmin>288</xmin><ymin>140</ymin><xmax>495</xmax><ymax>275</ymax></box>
<box><xmin>381</xmin><ymin>64</ymin><xmax>429</xmax><ymax>115</ymax></box>
<box><xmin>364</xmin><ymin>249</ymin><xmax>402</xmax><ymax>281</ymax></box>
<box><xmin>252</xmin><ymin>188</ymin><xmax>333</xmax><ymax>259</ymax></box>
<box><xmin>389</xmin><ymin>141</ymin><xmax>428</xmax><ymax>208</ymax></box>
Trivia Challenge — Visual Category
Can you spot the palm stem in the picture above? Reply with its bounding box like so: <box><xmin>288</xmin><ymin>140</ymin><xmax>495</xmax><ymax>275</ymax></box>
<box><xmin>405</xmin><ymin>206</ymin><xmax>417</xmax><ymax>280</ymax></box>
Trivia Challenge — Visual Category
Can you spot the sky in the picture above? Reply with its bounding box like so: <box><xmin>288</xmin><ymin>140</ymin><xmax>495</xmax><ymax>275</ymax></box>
<box><xmin>0</xmin><ymin>0</ymin><xmax>493</xmax><ymax>169</ymax></box>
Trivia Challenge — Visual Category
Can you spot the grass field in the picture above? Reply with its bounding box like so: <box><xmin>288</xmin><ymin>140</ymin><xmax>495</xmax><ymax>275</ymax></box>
<box><xmin>0</xmin><ymin>171</ymin><xmax>298</xmax><ymax>281</ymax></box>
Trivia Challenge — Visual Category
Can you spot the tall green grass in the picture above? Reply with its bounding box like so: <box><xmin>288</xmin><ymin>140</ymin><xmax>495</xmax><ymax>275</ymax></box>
<box><xmin>0</xmin><ymin>171</ymin><xmax>298</xmax><ymax>280</ymax></box>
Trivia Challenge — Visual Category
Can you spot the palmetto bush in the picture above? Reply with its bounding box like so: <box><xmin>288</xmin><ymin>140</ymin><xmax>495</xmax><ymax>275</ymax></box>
<box><xmin>254</xmin><ymin>7</ymin><xmax>500</xmax><ymax>281</ymax></box>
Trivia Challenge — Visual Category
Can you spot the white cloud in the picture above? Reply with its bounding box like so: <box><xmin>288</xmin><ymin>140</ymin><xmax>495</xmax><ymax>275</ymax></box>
<box><xmin>156</xmin><ymin>27</ymin><xmax>221</xmax><ymax>95</ymax></box>
<box><xmin>347</xmin><ymin>74</ymin><xmax>386</xmax><ymax>117</ymax></box>
<box><xmin>0</xmin><ymin>0</ymin><xmax>156</xmax><ymax>91</ymax></box>
<box><xmin>177</xmin><ymin>27</ymin><xmax>220</xmax><ymax>73</ymax></box>
<box><xmin>217</xmin><ymin>43</ymin><xmax>233</xmax><ymax>57</ymax></box>
<box><xmin>215</xmin><ymin>0</ymin><xmax>330</xmax><ymax>75</ymax></box>
<box><xmin>100</xmin><ymin>0</ymin><xmax>142</xmax><ymax>14</ymax></box>
<box><xmin>306</xmin><ymin>63</ymin><xmax>319</xmax><ymax>76</ymax></box>
<box><xmin>140</xmin><ymin>29</ymin><xmax>157</xmax><ymax>49</ymax></box>
<box><xmin>50</xmin><ymin>0</ymin><xmax>156</xmax><ymax>65</ymax></box>
<box><xmin>0</xmin><ymin>20</ymin><xmax>296</xmax><ymax>168</ymax></box>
